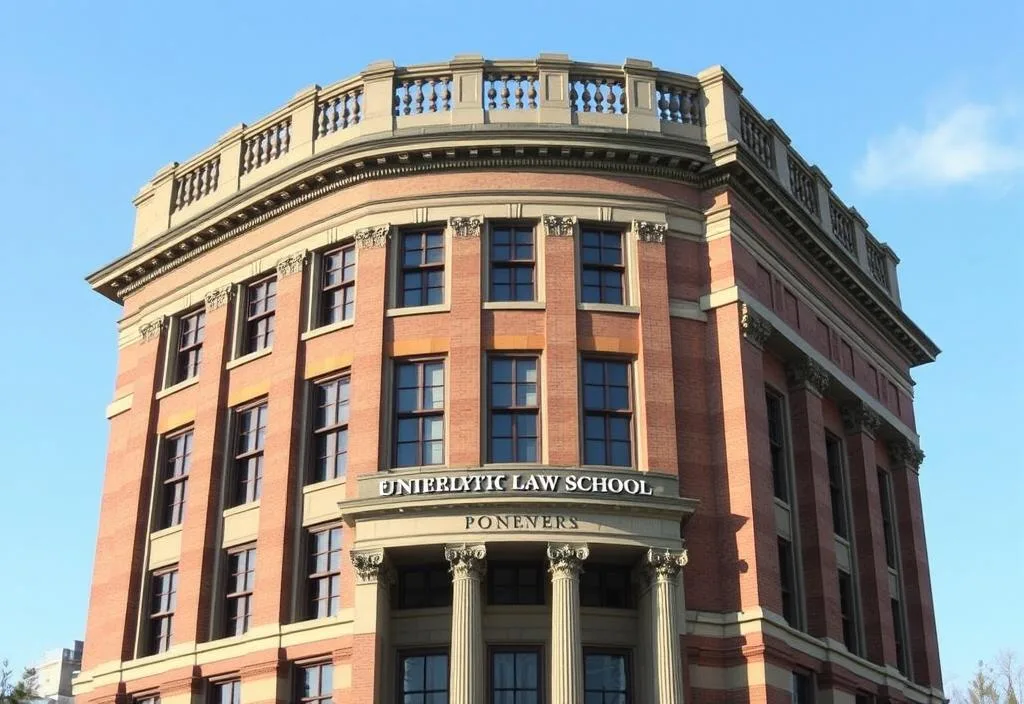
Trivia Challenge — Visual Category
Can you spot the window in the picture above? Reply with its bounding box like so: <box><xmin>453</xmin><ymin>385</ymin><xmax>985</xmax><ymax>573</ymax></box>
<box><xmin>158</xmin><ymin>430</ymin><xmax>192</xmax><ymax>529</ymax></box>
<box><xmin>826</xmin><ymin>433</ymin><xmax>849</xmax><ymax>539</ymax></box>
<box><xmin>580</xmin><ymin>564</ymin><xmax>632</xmax><ymax>609</ymax></box>
<box><xmin>147</xmin><ymin>568</ymin><xmax>177</xmax><ymax>655</ymax></box>
<box><xmin>791</xmin><ymin>672</ymin><xmax>814</xmax><ymax>704</ymax></box>
<box><xmin>400</xmin><ymin>228</ymin><xmax>445</xmax><ymax>307</ymax></box>
<box><xmin>134</xmin><ymin>696</ymin><xmax>159</xmax><ymax>704</ymax></box>
<box><xmin>399</xmin><ymin>652</ymin><xmax>448</xmax><ymax>704</ymax></box>
<box><xmin>224</xmin><ymin>546</ymin><xmax>255</xmax><ymax>637</ymax></box>
<box><xmin>490</xmin><ymin>226</ymin><xmax>535</xmax><ymax>301</ymax></box>
<box><xmin>243</xmin><ymin>276</ymin><xmax>276</xmax><ymax>354</ymax></box>
<box><xmin>580</xmin><ymin>229</ymin><xmax>625</xmax><ymax>304</ymax></box>
<box><xmin>394</xmin><ymin>359</ymin><xmax>445</xmax><ymax>468</ymax></box>
<box><xmin>778</xmin><ymin>538</ymin><xmax>799</xmax><ymax>627</ymax></box>
<box><xmin>878</xmin><ymin>470</ymin><xmax>898</xmax><ymax>570</ymax></box>
<box><xmin>488</xmin><ymin>563</ymin><xmax>543</xmax><ymax>605</ymax></box>
<box><xmin>489</xmin><ymin>357</ymin><xmax>539</xmax><ymax>463</ymax></box>
<box><xmin>838</xmin><ymin>570</ymin><xmax>859</xmax><ymax>653</ymax></box>
<box><xmin>582</xmin><ymin>359</ymin><xmax>632</xmax><ymax>467</ymax></box>
<box><xmin>311</xmin><ymin>375</ymin><xmax>350</xmax><ymax>482</ymax></box>
<box><xmin>231</xmin><ymin>402</ymin><xmax>267</xmax><ymax>506</ymax></box>
<box><xmin>307</xmin><ymin>526</ymin><xmax>342</xmax><ymax>619</ymax></box>
<box><xmin>583</xmin><ymin>651</ymin><xmax>629</xmax><ymax>704</ymax></box>
<box><xmin>298</xmin><ymin>663</ymin><xmax>333</xmax><ymax>704</ymax></box>
<box><xmin>892</xmin><ymin>598</ymin><xmax>908</xmax><ymax>674</ymax></box>
<box><xmin>398</xmin><ymin>566</ymin><xmax>452</xmax><ymax>609</ymax></box>
<box><xmin>174</xmin><ymin>309</ymin><xmax>205</xmax><ymax>383</ymax></box>
<box><xmin>765</xmin><ymin>390</ymin><xmax>790</xmax><ymax>502</ymax></box>
<box><xmin>319</xmin><ymin>244</ymin><xmax>356</xmax><ymax>325</ymax></box>
<box><xmin>210</xmin><ymin>680</ymin><xmax>240</xmax><ymax>704</ymax></box>
<box><xmin>492</xmin><ymin>649</ymin><xmax>540</xmax><ymax>704</ymax></box>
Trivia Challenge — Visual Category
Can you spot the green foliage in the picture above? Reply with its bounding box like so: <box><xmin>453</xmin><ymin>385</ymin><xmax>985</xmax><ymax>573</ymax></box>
<box><xmin>0</xmin><ymin>660</ymin><xmax>38</xmax><ymax>704</ymax></box>
<box><xmin>949</xmin><ymin>652</ymin><xmax>1024</xmax><ymax>704</ymax></box>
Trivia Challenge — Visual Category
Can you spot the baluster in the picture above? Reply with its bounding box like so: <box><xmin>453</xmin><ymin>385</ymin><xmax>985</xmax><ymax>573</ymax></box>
<box><xmin>681</xmin><ymin>91</ymin><xmax>694</xmax><ymax>124</ymax></box>
<box><xmin>595</xmin><ymin>79</ymin><xmax>607</xmax><ymax>113</ymax></box>
<box><xmin>581</xmin><ymin>81</ymin><xmax>592</xmax><ymax>112</ymax></box>
<box><xmin>352</xmin><ymin>91</ymin><xmax>362</xmax><ymax>124</ymax></box>
<box><xmin>258</xmin><ymin>130</ymin><xmax>268</xmax><ymax>166</ymax></box>
<box><xmin>669</xmin><ymin>89</ymin><xmax>681</xmax><ymax>122</ymax></box>
<box><xmin>317</xmin><ymin>102</ymin><xmax>329</xmax><ymax>137</ymax></box>
<box><xmin>210</xmin><ymin>159</ymin><xmax>219</xmax><ymax>191</ymax></box>
<box><xmin>499</xmin><ymin>75</ymin><xmax>510</xmax><ymax>110</ymax></box>
<box><xmin>657</xmin><ymin>87</ymin><xmax>669</xmax><ymax>120</ymax></box>
<box><xmin>617</xmin><ymin>81</ymin><xmax>627</xmax><ymax>114</ymax></box>
<box><xmin>569</xmin><ymin>81</ymin><xmax>579</xmax><ymax>112</ymax></box>
<box><xmin>401</xmin><ymin>81</ymin><xmax>412</xmax><ymax>115</ymax></box>
<box><xmin>439</xmin><ymin>79</ymin><xmax>450</xmax><ymax>111</ymax></box>
<box><xmin>174</xmin><ymin>179</ymin><xmax>184</xmax><ymax>210</ymax></box>
<box><xmin>281</xmin><ymin>122</ymin><xmax>290</xmax><ymax>155</ymax></box>
<box><xmin>411</xmin><ymin>79</ymin><xmax>423</xmax><ymax>114</ymax></box>
<box><xmin>424</xmin><ymin>79</ymin><xmax>435</xmax><ymax>113</ymax></box>
<box><xmin>527</xmin><ymin>79</ymin><xmax>537</xmax><ymax>109</ymax></box>
<box><xmin>514</xmin><ymin>76</ymin><xmax>524</xmax><ymax>109</ymax></box>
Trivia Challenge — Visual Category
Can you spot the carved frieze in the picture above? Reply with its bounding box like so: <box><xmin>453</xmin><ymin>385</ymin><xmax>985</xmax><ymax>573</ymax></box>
<box><xmin>543</xmin><ymin>215</ymin><xmax>577</xmax><ymax>237</ymax></box>
<box><xmin>449</xmin><ymin>216</ymin><xmax>483</xmax><ymax>238</ymax></box>
<box><xmin>354</xmin><ymin>224</ymin><xmax>391</xmax><ymax>249</ymax></box>
<box><xmin>203</xmin><ymin>284</ymin><xmax>234</xmax><ymax>310</ymax></box>
<box><xmin>138</xmin><ymin>317</ymin><xmax>167</xmax><ymax>343</ymax></box>
<box><xmin>633</xmin><ymin>220</ymin><xmax>668</xmax><ymax>244</ymax></box>
<box><xmin>275</xmin><ymin>250</ymin><xmax>308</xmax><ymax>277</ymax></box>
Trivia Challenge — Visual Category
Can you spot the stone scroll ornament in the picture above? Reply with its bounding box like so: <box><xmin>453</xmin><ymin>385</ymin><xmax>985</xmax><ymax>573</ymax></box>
<box><xmin>449</xmin><ymin>216</ymin><xmax>483</xmax><ymax>238</ymax></box>
<box><xmin>645</xmin><ymin>547</ymin><xmax>689</xmax><ymax>581</ymax></box>
<box><xmin>354</xmin><ymin>224</ymin><xmax>391</xmax><ymax>249</ymax></box>
<box><xmin>445</xmin><ymin>544</ymin><xmax>487</xmax><ymax>579</ymax></box>
<box><xmin>351</xmin><ymin>549</ymin><xmax>389</xmax><ymax>583</ymax></box>
<box><xmin>546</xmin><ymin>544</ymin><xmax>590</xmax><ymax>575</ymax></box>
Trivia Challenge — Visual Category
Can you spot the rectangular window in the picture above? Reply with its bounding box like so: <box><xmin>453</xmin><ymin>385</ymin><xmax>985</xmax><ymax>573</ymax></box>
<box><xmin>791</xmin><ymin>672</ymin><xmax>814</xmax><ymax>704</ymax></box>
<box><xmin>231</xmin><ymin>402</ymin><xmax>267</xmax><ymax>506</ymax></box>
<box><xmin>838</xmin><ymin>570</ymin><xmax>859</xmax><ymax>653</ymax></box>
<box><xmin>134</xmin><ymin>696</ymin><xmax>159</xmax><ymax>704</ymax></box>
<box><xmin>892</xmin><ymin>598</ymin><xmax>908</xmax><ymax>675</ymax></box>
<box><xmin>320</xmin><ymin>244</ymin><xmax>356</xmax><ymax>325</ymax></box>
<box><xmin>175</xmin><ymin>309</ymin><xmax>205</xmax><ymax>383</ymax></box>
<box><xmin>147</xmin><ymin>568</ymin><xmax>177</xmax><ymax>655</ymax></box>
<box><xmin>210</xmin><ymin>680</ymin><xmax>240</xmax><ymax>704</ymax></box>
<box><xmin>765</xmin><ymin>390</ymin><xmax>790</xmax><ymax>503</ymax></box>
<box><xmin>397</xmin><ymin>566</ymin><xmax>452</xmax><ymax>609</ymax></box>
<box><xmin>491</xmin><ymin>649</ymin><xmax>541</xmax><ymax>703</ymax></box>
<box><xmin>394</xmin><ymin>359</ymin><xmax>445</xmax><ymax>468</ymax></box>
<box><xmin>224</xmin><ymin>546</ymin><xmax>256</xmax><ymax>637</ymax></box>
<box><xmin>878</xmin><ymin>469</ymin><xmax>898</xmax><ymax>569</ymax></box>
<box><xmin>582</xmin><ymin>358</ymin><xmax>632</xmax><ymax>467</ymax></box>
<box><xmin>307</xmin><ymin>526</ymin><xmax>342</xmax><ymax>619</ymax></box>
<box><xmin>489</xmin><ymin>357</ymin><xmax>539</xmax><ymax>463</ymax></box>
<box><xmin>580</xmin><ymin>229</ymin><xmax>625</xmax><ymax>304</ymax></box>
<box><xmin>488</xmin><ymin>563</ymin><xmax>543</xmax><ymax>606</ymax></box>
<box><xmin>778</xmin><ymin>538</ymin><xmax>799</xmax><ymax>627</ymax></box>
<box><xmin>399</xmin><ymin>652</ymin><xmax>448</xmax><ymax>704</ymax></box>
<box><xmin>243</xmin><ymin>276</ymin><xmax>276</xmax><ymax>354</ymax></box>
<box><xmin>158</xmin><ymin>430</ymin><xmax>192</xmax><ymax>529</ymax></box>
<box><xmin>298</xmin><ymin>663</ymin><xmax>333</xmax><ymax>704</ymax></box>
<box><xmin>490</xmin><ymin>225</ymin><xmax>536</xmax><ymax>301</ymax></box>
<box><xmin>826</xmin><ymin>432</ymin><xmax>849</xmax><ymax>539</ymax></box>
<box><xmin>583</xmin><ymin>651</ymin><xmax>629</xmax><ymax>703</ymax></box>
<box><xmin>580</xmin><ymin>564</ymin><xmax>632</xmax><ymax>609</ymax></box>
<box><xmin>311</xmin><ymin>375</ymin><xmax>350</xmax><ymax>482</ymax></box>
<box><xmin>400</xmin><ymin>228</ymin><xmax>445</xmax><ymax>307</ymax></box>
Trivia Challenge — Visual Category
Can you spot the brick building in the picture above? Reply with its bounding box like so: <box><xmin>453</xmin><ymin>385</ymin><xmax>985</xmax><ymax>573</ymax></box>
<box><xmin>74</xmin><ymin>55</ymin><xmax>943</xmax><ymax>704</ymax></box>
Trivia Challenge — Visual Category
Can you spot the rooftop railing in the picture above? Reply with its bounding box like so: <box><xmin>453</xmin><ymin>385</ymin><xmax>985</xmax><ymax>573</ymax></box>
<box><xmin>129</xmin><ymin>54</ymin><xmax>900</xmax><ymax>304</ymax></box>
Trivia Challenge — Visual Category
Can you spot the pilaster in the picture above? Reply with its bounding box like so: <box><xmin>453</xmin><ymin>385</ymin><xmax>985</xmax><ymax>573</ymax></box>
<box><xmin>542</xmin><ymin>215</ymin><xmax>580</xmax><ymax>464</ymax></box>
<box><xmin>448</xmin><ymin>217</ymin><xmax>483</xmax><ymax>466</ymax></box>
<box><xmin>350</xmin><ymin>548</ymin><xmax>394</xmax><ymax>704</ymax></box>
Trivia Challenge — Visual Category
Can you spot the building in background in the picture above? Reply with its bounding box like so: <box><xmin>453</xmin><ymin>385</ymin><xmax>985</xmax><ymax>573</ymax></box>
<box><xmin>73</xmin><ymin>54</ymin><xmax>943</xmax><ymax>704</ymax></box>
<box><xmin>34</xmin><ymin>641</ymin><xmax>82</xmax><ymax>704</ymax></box>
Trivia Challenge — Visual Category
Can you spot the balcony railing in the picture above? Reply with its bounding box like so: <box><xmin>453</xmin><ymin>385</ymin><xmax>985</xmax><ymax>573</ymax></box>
<box><xmin>130</xmin><ymin>54</ymin><xmax>900</xmax><ymax>303</ymax></box>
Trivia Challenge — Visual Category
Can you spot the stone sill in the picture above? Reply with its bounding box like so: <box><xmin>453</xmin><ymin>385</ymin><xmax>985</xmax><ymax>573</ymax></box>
<box><xmin>482</xmin><ymin>301</ymin><xmax>545</xmax><ymax>310</ymax></box>
<box><xmin>155</xmin><ymin>375</ymin><xmax>199</xmax><ymax>400</ymax></box>
<box><xmin>578</xmin><ymin>303</ymin><xmax>640</xmax><ymax>315</ymax></box>
<box><xmin>301</xmin><ymin>318</ymin><xmax>355</xmax><ymax>340</ymax></box>
<box><xmin>226</xmin><ymin>346</ymin><xmax>272</xmax><ymax>370</ymax></box>
<box><xmin>386</xmin><ymin>303</ymin><xmax>451</xmax><ymax>317</ymax></box>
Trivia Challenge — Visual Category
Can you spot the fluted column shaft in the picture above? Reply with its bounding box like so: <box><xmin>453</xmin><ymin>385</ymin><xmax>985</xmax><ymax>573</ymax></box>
<box><xmin>445</xmin><ymin>544</ymin><xmax>486</xmax><ymax>704</ymax></box>
<box><xmin>646</xmin><ymin>548</ymin><xmax>688</xmax><ymax>704</ymax></box>
<box><xmin>548</xmin><ymin>544</ymin><xmax>589</xmax><ymax>704</ymax></box>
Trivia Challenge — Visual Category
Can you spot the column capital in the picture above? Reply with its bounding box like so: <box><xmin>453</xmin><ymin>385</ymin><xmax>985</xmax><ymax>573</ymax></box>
<box><xmin>632</xmin><ymin>219</ymin><xmax>667</xmax><ymax>244</ymax></box>
<box><xmin>354</xmin><ymin>223</ymin><xmax>391</xmax><ymax>249</ymax></box>
<box><xmin>888</xmin><ymin>437</ymin><xmax>925</xmax><ymax>472</ymax></box>
<box><xmin>351</xmin><ymin>548</ymin><xmax>395</xmax><ymax>586</ymax></box>
<box><xmin>547</xmin><ymin>543</ymin><xmax>589</xmax><ymax>577</ymax></box>
<box><xmin>449</xmin><ymin>215</ymin><xmax>484</xmax><ymax>238</ymax></box>
<box><xmin>740</xmin><ymin>303</ymin><xmax>773</xmax><ymax>349</ymax></box>
<box><xmin>543</xmin><ymin>215</ymin><xmax>577</xmax><ymax>237</ymax></box>
<box><xmin>203</xmin><ymin>284</ymin><xmax>235</xmax><ymax>310</ymax></box>
<box><xmin>841</xmin><ymin>401</ymin><xmax>882</xmax><ymax>437</ymax></box>
<box><xmin>445</xmin><ymin>543</ymin><xmax>487</xmax><ymax>579</ymax></box>
<box><xmin>138</xmin><ymin>316</ymin><xmax>167</xmax><ymax>343</ymax></box>
<box><xmin>645</xmin><ymin>547</ymin><xmax>689</xmax><ymax>581</ymax></box>
<box><xmin>786</xmin><ymin>356</ymin><xmax>831</xmax><ymax>396</ymax></box>
<box><xmin>275</xmin><ymin>249</ymin><xmax>308</xmax><ymax>277</ymax></box>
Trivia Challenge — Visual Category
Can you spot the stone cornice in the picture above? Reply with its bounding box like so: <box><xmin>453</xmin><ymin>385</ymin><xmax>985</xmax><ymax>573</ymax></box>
<box><xmin>786</xmin><ymin>356</ymin><xmax>831</xmax><ymax>396</ymax></box>
<box><xmin>739</xmin><ymin>303</ymin><xmax>773</xmax><ymax>349</ymax></box>
<box><xmin>449</xmin><ymin>215</ymin><xmax>483</xmax><ymax>238</ymax></box>
<box><xmin>887</xmin><ymin>437</ymin><xmax>925</xmax><ymax>472</ymax></box>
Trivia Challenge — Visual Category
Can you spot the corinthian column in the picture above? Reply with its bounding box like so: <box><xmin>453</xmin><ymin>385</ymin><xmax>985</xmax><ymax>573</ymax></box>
<box><xmin>547</xmin><ymin>543</ymin><xmax>589</xmax><ymax>704</ymax></box>
<box><xmin>445</xmin><ymin>544</ymin><xmax>486</xmax><ymax>704</ymax></box>
<box><xmin>645</xmin><ymin>547</ymin><xmax>689</xmax><ymax>704</ymax></box>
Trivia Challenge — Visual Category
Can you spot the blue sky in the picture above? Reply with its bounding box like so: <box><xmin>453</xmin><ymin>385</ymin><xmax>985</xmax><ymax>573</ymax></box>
<box><xmin>0</xmin><ymin>0</ymin><xmax>1020</xmax><ymax>690</ymax></box>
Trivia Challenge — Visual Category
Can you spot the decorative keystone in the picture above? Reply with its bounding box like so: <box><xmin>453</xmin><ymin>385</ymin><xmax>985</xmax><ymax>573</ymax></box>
<box><xmin>888</xmin><ymin>437</ymin><xmax>925</xmax><ymax>472</ymax></box>
<box><xmin>841</xmin><ymin>402</ymin><xmax>882</xmax><ymax>437</ymax></box>
<box><xmin>633</xmin><ymin>220</ymin><xmax>667</xmax><ymax>244</ymax></box>
<box><xmin>138</xmin><ymin>317</ymin><xmax>167</xmax><ymax>343</ymax></box>
<box><xmin>444</xmin><ymin>544</ymin><xmax>487</xmax><ymax>580</ymax></box>
<box><xmin>739</xmin><ymin>303</ymin><xmax>773</xmax><ymax>349</ymax></box>
<box><xmin>449</xmin><ymin>216</ymin><xmax>484</xmax><ymax>238</ymax></box>
<box><xmin>546</xmin><ymin>543</ymin><xmax>590</xmax><ymax>577</ymax></box>
<box><xmin>543</xmin><ymin>215</ymin><xmax>577</xmax><ymax>237</ymax></box>
<box><xmin>203</xmin><ymin>284</ymin><xmax>234</xmax><ymax>310</ymax></box>
<box><xmin>354</xmin><ymin>224</ymin><xmax>391</xmax><ymax>249</ymax></box>
<box><xmin>786</xmin><ymin>356</ymin><xmax>831</xmax><ymax>396</ymax></box>
<box><xmin>276</xmin><ymin>250</ymin><xmax>308</xmax><ymax>277</ymax></box>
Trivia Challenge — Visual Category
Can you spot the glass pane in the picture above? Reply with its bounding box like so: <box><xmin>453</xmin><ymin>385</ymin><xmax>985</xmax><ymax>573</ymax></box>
<box><xmin>493</xmin><ymin>283</ymin><xmax>511</xmax><ymax>301</ymax></box>
<box><xmin>608</xmin><ymin>416</ymin><xmax>630</xmax><ymax>440</ymax></box>
<box><xmin>491</xmin><ymin>413</ymin><xmax>513</xmax><ymax>436</ymax></box>
<box><xmin>396</xmin><ymin>442</ymin><xmax>419</xmax><ymax>467</ymax></box>
<box><xmin>514</xmin><ymin>267</ymin><xmax>534</xmax><ymax>284</ymax></box>
<box><xmin>581</xmin><ymin>268</ymin><xmax>600</xmax><ymax>286</ymax></box>
<box><xmin>517</xmin><ymin>383</ymin><xmax>537</xmax><ymax>407</ymax></box>
<box><xmin>493</xmin><ymin>653</ymin><xmax>515</xmax><ymax>688</ymax></box>
<box><xmin>517</xmin><ymin>653</ymin><xmax>538</xmax><ymax>688</ymax></box>
<box><xmin>402</xmin><ymin>657</ymin><xmax>425</xmax><ymax>692</ymax></box>
<box><xmin>492</xmin><ymin>244</ymin><xmax>511</xmax><ymax>261</ymax></box>
<box><xmin>582</xmin><ymin>361</ymin><xmax>603</xmax><ymax>385</ymax></box>
<box><xmin>424</xmin><ymin>416</ymin><xmax>444</xmax><ymax>440</ymax></box>
<box><xmin>582</xmin><ymin>231</ymin><xmax>601</xmax><ymax>248</ymax></box>
<box><xmin>397</xmin><ymin>364</ymin><xmax>419</xmax><ymax>388</ymax></box>
<box><xmin>397</xmin><ymin>418</ymin><xmax>419</xmax><ymax>442</ymax></box>
<box><xmin>424</xmin><ymin>440</ymin><xmax>444</xmax><ymax>465</ymax></box>
<box><xmin>606</xmin><ymin>363</ymin><xmax>628</xmax><ymax>385</ymax></box>
<box><xmin>492</xmin><ymin>383</ymin><xmax>513</xmax><ymax>407</ymax></box>
<box><xmin>584</xmin><ymin>415</ymin><xmax>605</xmax><ymax>440</ymax></box>
<box><xmin>583</xmin><ymin>385</ymin><xmax>605</xmax><ymax>410</ymax></box>
<box><xmin>493</xmin><ymin>229</ymin><xmax>511</xmax><ymax>246</ymax></box>
<box><xmin>425</xmin><ymin>655</ymin><xmax>447</xmax><ymax>689</ymax></box>
<box><xmin>491</xmin><ymin>439</ymin><xmax>512</xmax><ymax>462</ymax></box>
<box><xmin>491</xmin><ymin>358</ymin><xmax>513</xmax><ymax>382</ymax></box>
<box><xmin>426</xmin><ymin>232</ymin><xmax>444</xmax><ymax>249</ymax></box>
<box><xmin>397</xmin><ymin>388</ymin><xmax>419</xmax><ymax>412</ymax></box>
<box><xmin>584</xmin><ymin>440</ymin><xmax>605</xmax><ymax>465</ymax></box>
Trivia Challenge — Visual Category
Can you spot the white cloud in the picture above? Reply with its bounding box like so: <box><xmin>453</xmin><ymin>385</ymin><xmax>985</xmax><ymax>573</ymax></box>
<box><xmin>853</xmin><ymin>103</ymin><xmax>1024</xmax><ymax>191</ymax></box>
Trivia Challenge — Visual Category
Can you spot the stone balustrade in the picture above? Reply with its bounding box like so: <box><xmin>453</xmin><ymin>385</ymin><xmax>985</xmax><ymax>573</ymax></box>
<box><xmin>130</xmin><ymin>53</ymin><xmax>901</xmax><ymax>304</ymax></box>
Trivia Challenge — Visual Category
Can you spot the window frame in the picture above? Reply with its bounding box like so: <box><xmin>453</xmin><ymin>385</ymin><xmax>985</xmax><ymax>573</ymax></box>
<box><xmin>241</xmin><ymin>275</ymin><xmax>277</xmax><ymax>355</ymax></box>
<box><xmin>310</xmin><ymin>373</ymin><xmax>351</xmax><ymax>484</ymax></box>
<box><xmin>209</xmin><ymin>679</ymin><xmax>241</xmax><ymax>704</ymax></box>
<box><xmin>891</xmin><ymin>597</ymin><xmax>910</xmax><ymax>675</ymax></box>
<box><xmin>391</xmin><ymin>357</ymin><xmax>446</xmax><ymax>469</ymax></box>
<box><xmin>223</xmin><ymin>544</ymin><xmax>256</xmax><ymax>638</ymax></box>
<box><xmin>777</xmin><ymin>537</ymin><xmax>801</xmax><ymax>628</ymax></box>
<box><xmin>488</xmin><ymin>223</ymin><xmax>537</xmax><ymax>302</ymax></box>
<box><xmin>765</xmin><ymin>389</ymin><xmax>793</xmax><ymax>504</ymax></box>
<box><xmin>297</xmin><ymin>662</ymin><xmax>334</xmax><ymax>704</ymax></box>
<box><xmin>579</xmin><ymin>563</ymin><xmax>634</xmax><ymax>609</ymax></box>
<box><xmin>487</xmin><ymin>562</ymin><xmax>545</xmax><ymax>606</ymax></box>
<box><xmin>306</xmin><ymin>524</ymin><xmax>343</xmax><ymax>620</ymax></box>
<box><xmin>579</xmin><ymin>226</ymin><xmax>627</xmax><ymax>306</ymax></box>
<box><xmin>396</xmin><ymin>649</ymin><xmax>450</xmax><ymax>704</ymax></box>
<box><xmin>230</xmin><ymin>400</ymin><xmax>268</xmax><ymax>507</ymax></box>
<box><xmin>582</xmin><ymin>648</ymin><xmax>632</xmax><ymax>704</ymax></box>
<box><xmin>488</xmin><ymin>645</ymin><xmax>543</xmax><ymax>704</ymax></box>
<box><xmin>487</xmin><ymin>355</ymin><xmax>541</xmax><ymax>464</ymax></box>
<box><xmin>791</xmin><ymin>671</ymin><xmax>815</xmax><ymax>704</ymax></box>
<box><xmin>580</xmin><ymin>356</ymin><xmax>634</xmax><ymax>468</ymax></box>
<box><xmin>174</xmin><ymin>307</ymin><xmax>206</xmax><ymax>384</ymax></box>
<box><xmin>837</xmin><ymin>569</ymin><xmax>859</xmax><ymax>654</ymax></box>
<box><xmin>398</xmin><ymin>226</ymin><xmax>446</xmax><ymax>309</ymax></box>
<box><xmin>157</xmin><ymin>428</ymin><xmax>193</xmax><ymax>530</ymax></box>
<box><xmin>317</xmin><ymin>243</ymin><xmax>357</xmax><ymax>327</ymax></box>
<box><xmin>396</xmin><ymin>564</ymin><xmax>453</xmax><ymax>609</ymax></box>
<box><xmin>825</xmin><ymin>431</ymin><xmax>850</xmax><ymax>539</ymax></box>
<box><xmin>147</xmin><ymin>566</ymin><xmax>178</xmax><ymax>656</ymax></box>
<box><xmin>877</xmin><ymin>468</ymin><xmax>899</xmax><ymax>570</ymax></box>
